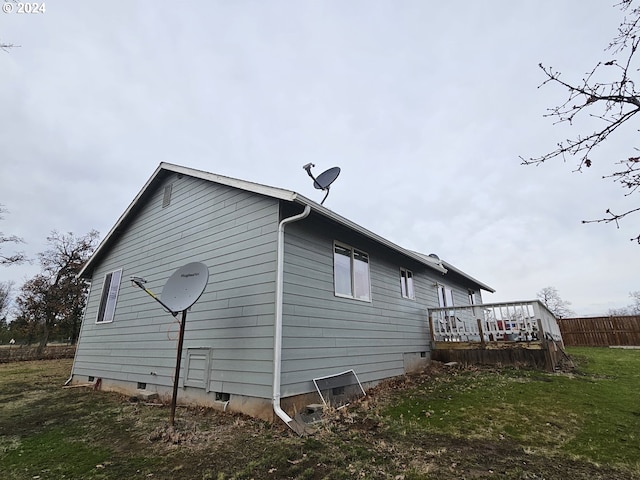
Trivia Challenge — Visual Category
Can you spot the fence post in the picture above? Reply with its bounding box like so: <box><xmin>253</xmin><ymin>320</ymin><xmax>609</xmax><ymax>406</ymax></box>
<box><xmin>538</xmin><ymin>318</ymin><xmax>555</xmax><ymax>371</ymax></box>
<box><xmin>477</xmin><ymin>318</ymin><xmax>486</xmax><ymax>348</ymax></box>
<box><xmin>428</xmin><ymin>312</ymin><xmax>436</xmax><ymax>349</ymax></box>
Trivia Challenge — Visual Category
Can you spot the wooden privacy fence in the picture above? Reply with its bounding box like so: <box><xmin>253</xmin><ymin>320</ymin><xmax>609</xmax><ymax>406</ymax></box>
<box><xmin>557</xmin><ymin>316</ymin><xmax>640</xmax><ymax>347</ymax></box>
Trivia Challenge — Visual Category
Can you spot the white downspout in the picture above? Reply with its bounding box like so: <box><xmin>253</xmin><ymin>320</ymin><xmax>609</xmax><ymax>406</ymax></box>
<box><xmin>273</xmin><ymin>204</ymin><xmax>311</xmax><ymax>432</ymax></box>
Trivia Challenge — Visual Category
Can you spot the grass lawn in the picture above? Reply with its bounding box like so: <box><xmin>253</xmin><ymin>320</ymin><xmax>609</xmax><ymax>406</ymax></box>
<box><xmin>385</xmin><ymin>347</ymin><xmax>640</xmax><ymax>468</ymax></box>
<box><xmin>0</xmin><ymin>347</ymin><xmax>639</xmax><ymax>479</ymax></box>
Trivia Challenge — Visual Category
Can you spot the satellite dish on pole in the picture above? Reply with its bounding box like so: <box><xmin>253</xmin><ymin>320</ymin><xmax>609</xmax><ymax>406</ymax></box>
<box><xmin>131</xmin><ymin>261</ymin><xmax>209</xmax><ymax>425</ymax></box>
<box><xmin>302</xmin><ymin>163</ymin><xmax>341</xmax><ymax>205</ymax></box>
<box><xmin>161</xmin><ymin>262</ymin><xmax>209</xmax><ymax>313</ymax></box>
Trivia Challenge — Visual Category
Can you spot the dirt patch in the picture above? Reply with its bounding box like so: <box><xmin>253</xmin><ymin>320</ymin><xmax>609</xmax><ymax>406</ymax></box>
<box><xmin>146</xmin><ymin>409</ymin><xmax>270</xmax><ymax>448</ymax></box>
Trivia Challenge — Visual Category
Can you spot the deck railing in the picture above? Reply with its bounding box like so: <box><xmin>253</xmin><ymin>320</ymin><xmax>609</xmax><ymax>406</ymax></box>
<box><xmin>428</xmin><ymin>300</ymin><xmax>564</xmax><ymax>346</ymax></box>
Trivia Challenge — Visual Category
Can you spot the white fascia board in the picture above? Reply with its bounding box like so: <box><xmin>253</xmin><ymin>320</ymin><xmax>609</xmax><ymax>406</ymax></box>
<box><xmin>441</xmin><ymin>261</ymin><xmax>496</xmax><ymax>293</ymax></box>
<box><xmin>411</xmin><ymin>251</ymin><xmax>494</xmax><ymax>293</ymax></box>
<box><xmin>162</xmin><ymin>166</ymin><xmax>440</xmax><ymax>275</ymax></box>
<box><xmin>162</xmin><ymin>166</ymin><xmax>447</xmax><ymax>278</ymax></box>
<box><xmin>78</xmin><ymin>163</ymin><xmax>299</xmax><ymax>279</ymax></box>
<box><xmin>79</xmin><ymin>162</ymin><xmax>487</xmax><ymax>287</ymax></box>
<box><xmin>77</xmin><ymin>163</ymin><xmax>167</xmax><ymax>279</ymax></box>
<box><xmin>160</xmin><ymin>163</ymin><xmax>298</xmax><ymax>202</ymax></box>
<box><xmin>293</xmin><ymin>195</ymin><xmax>449</xmax><ymax>275</ymax></box>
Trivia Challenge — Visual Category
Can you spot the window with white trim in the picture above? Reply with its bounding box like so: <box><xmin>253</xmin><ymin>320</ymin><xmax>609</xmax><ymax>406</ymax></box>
<box><xmin>468</xmin><ymin>289</ymin><xmax>477</xmax><ymax>314</ymax></box>
<box><xmin>468</xmin><ymin>290</ymin><xmax>476</xmax><ymax>305</ymax></box>
<box><xmin>333</xmin><ymin>243</ymin><xmax>371</xmax><ymax>301</ymax></box>
<box><xmin>96</xmin><ymin>269</ymin><xmax>122</xmax><ymax>323</ymax></box>
<box><xmin>437</xmin><ymin>284</ymin><xmax>454</xmax><ymax>308</ymax></box>
<box><xmin>400</xmin><ymin>268</ymin><xmax>415</xmax><ymax>299</ymax></box>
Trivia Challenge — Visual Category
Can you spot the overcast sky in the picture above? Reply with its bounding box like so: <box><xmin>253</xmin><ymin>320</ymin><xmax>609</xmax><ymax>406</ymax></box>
<box><xmin>1</xmin><ymin>1</ymin><xmax>638</xmax><ymax>316</ymax></box>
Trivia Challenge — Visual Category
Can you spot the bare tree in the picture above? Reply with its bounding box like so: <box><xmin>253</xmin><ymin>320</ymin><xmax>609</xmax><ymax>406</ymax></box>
<box><xmin>522</xmin><ymin>0</ymin><xmax>640</xmax><ymax>242</ymax></box>
<box><xmin>0</xmin><ymin>205</ymin><xmax>27</xmax><ymax>266</ymax></box>
<box><xmin>609</xmin><ymin>290</ymin><xmax>640</xmax><ymax>314</ymax></box>
<box><xmin>630</xmin><ymin>290</ymin><xmax>640</xmax><ymax>313</ymax></box>
<box><xmin>0</xmin><ymin>280</ymin><xmax>14</xmax><ymax>320</ymax></box>
<box><xmin>14</xmin><ymin>230</ymin><xmax>99</xmax><ymax>350</ymax></box>
<box><xmin>537</xmin><ymin>286</ymin><xmax>575</xmax><ymax>318</ymax></box>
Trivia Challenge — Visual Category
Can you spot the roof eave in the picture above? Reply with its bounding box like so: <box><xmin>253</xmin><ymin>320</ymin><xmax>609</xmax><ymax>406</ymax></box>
<box><xmin>79</xmin><ymin>163</ymin><xmax>491</xmax><ymax>291</ymax></box>
<box><xmin>78</xmin><ymin>162</ymin><xmax>301</xmax><ymax>280</ymax></box>
<box><xmin>160</xmin><ymin>163</ymin><xmax>298</xmax><ymax>202</ymax></box>
<box><xmin>442</xmin><ymin>261</ymin><xmax>496</xmax><ymax>293</ymax></box>
<box><xmin>291</xmin><ymin>196</ymin><xmax>449</xmax><ymax>275</ymax></box>
<box><xmin>77</xmin><ymin>164</ymin><xmax>167</xmax><ymax>279</ymax></box>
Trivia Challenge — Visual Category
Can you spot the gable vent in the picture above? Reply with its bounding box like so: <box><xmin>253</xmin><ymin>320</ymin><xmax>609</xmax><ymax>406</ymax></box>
<box><xmin>162</xmin><ymin>184</ymin><xmax>173</xmax><ymax>208</ymax></box>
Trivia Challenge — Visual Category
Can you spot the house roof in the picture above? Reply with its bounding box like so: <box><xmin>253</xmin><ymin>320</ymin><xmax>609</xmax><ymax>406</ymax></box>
<box><xmin>411</xmin><ymin>252</ymin><xmax>495</xmax><ymax>293</ymax></box>
<box><xmin>79</xmin><ymin>162</ymin><xmax>495</xmax><ymax>293</ymax></box>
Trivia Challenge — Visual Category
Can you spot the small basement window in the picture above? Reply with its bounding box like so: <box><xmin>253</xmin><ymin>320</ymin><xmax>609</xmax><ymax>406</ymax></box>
<box><xmin>215</xmin><ymin>392</ymin><xmax>230</xmax><ymax>402</ymax></box>
<box><xmin>313</xmin><ymin>369</ymin><xmax>366</xmax><ymax>408</ymax></box>
<box><xmin>332</xmin><ymin>386</ymin><xmax>345</xmax><ymax>396</ymax></box>
<box><xmin>137</xmin><ymin>382</ymin><xmax>147</xmax><ymax>390</ymax></box>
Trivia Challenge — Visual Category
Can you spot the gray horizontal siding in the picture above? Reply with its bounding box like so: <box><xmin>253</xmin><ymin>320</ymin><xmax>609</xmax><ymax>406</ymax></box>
<box><xmin>280</xmin><ymin>216</ymin><xmax>431</xmax><ymax>397</ymax></box>
<box><xmin>279</xmin><ymin>214</ymin><xmax>480</xmax><ymax>397</ymax></box>
<box><xmin>74</xmin><ymin>176</ymin><xmax>489</xmax><ymax>405</ymax></box>
<box><xmin>73</xmin><ymin>173</ymin><xmax>280</xmax><ymax>400</ymax></box>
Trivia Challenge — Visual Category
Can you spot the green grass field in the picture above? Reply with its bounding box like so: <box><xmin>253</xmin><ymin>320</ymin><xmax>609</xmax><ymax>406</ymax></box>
<box><xmin>385</xmin><ymin>347</ymin><xmax>640</xmax><ymax>467</ymax></box>
<box><xmin>0</xmin><ymin>347</ymin><xmax>638</xmax><ymax>479</ymax></box>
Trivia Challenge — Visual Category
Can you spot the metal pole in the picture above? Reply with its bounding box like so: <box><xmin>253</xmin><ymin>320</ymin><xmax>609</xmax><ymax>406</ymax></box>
<box><xmin>169</xmin><ymin>310</ymin><xmax>187</xmax><ymax>425</ymax></box>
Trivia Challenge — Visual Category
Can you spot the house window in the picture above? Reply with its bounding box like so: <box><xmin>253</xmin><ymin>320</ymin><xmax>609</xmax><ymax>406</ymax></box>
<box><xmin>468</xmin><ymin>289</ymin><xmax>477</xmax><ymax>314</ymax></box>
<box><xmin>437</xmin><ymin>284</ymin><xmax>454</xmax><ymax>308</ymax></box>
<box><xmin>333</xmin><ymin>243</ymin><xmax>371</xmax><ymax>301</ymax></box>
<box><xmin>400</xmin><ymin>268</ymin><xmax>415</xmax><ymax>299</ymax></box>
<box><xmin>96</xmin><ymin>269</ymin><xmax>122</xmax><ymax>323</ymax></box>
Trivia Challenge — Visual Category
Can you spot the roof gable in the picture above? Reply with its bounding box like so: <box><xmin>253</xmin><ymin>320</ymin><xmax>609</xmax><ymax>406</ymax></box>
<box><xmin>79</xmin><ymin>162</ymin><xmax>494</xmax><ymax>292</ymax></box>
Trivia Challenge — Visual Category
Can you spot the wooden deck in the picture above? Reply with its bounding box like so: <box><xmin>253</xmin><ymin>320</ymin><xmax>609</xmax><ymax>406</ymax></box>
<box><xmin>428</xmin><ymin>301</ymin><xmax>571</xmax><ymax>371</ymax></box>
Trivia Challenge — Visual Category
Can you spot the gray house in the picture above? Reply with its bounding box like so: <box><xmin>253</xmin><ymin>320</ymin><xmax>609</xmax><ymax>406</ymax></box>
<box><xmin>70</xmin><ymin>162</ymin><xmax>494</xmax><ymax>430</ymax></box>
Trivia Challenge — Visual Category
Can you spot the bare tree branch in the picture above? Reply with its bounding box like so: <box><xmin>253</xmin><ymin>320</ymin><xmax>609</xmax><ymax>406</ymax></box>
<box><xmin>581</xmin><ymin>206</ymin><xmax>640</xmax><ymax>242</ymax></box>
<box><xmin>0</xmin><ymin>205</ymin><xmax>27</xmax><ymax>266</ymax></box>
<box><xmin>522</xmin><ymin>1</ymin><xmax>640</xmax><ymax>241</ymax></box>
<box><xmin>0</xmin><ymin>43</ymin><xmax>21</xmax><ymax>52</ymax></box>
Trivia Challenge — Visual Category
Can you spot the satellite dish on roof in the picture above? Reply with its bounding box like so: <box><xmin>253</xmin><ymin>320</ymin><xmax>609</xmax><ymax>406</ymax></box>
<box><xmin>161</xmin><ymin>262</ymin><xmax>209</xmax><ymax>313</ymax></box>
<box><xmin>313</xmin><ymin>166</ymin><xmax>341</xmax><ymax>190</ymax></box>
<box><xmin>302</xmin><ymin>163</ymin><xmax>341</xmax><ymax>205</ymax></box>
